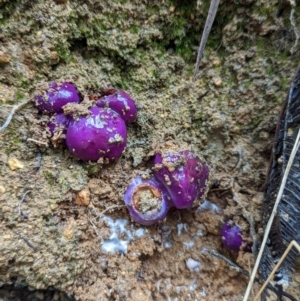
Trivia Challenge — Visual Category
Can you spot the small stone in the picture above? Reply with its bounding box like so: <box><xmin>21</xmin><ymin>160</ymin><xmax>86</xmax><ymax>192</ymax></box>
<box><xmin>75</xmin><ymin>189</ymin><xmax>90</xmax><ymax>206</ymax></box>
<box><xmin>212</xmin><ymin>59</ymin><xmax>221</xmax><ymax>67</ymax></box>
<box><xmin>49</xmin><ymin>51</ymin><xmax>59</xmax><ymax>65</ymax></box>
<box><xmin>62</xmin><ymin>217</ymin><xmax>76</xmax><ymax>239</ymax></box>
<box><xmin>0</xmin><ymin>186</ymin><xmax>5</xmax><ymax>194</ymax></box>
<box><xmin>8</xmin><ymin>158</ymin><xmax>24</xmax><ymax>170</ymax></box>
<box><xmin>252</xmin><ymin>193</ymin><xmax>263</xmax><ymax>206</ymax></box>
<box><xmin>213</xmin><ymin>77</ymin><xmax>222</xmax><ymax>86</ymax></box>
<box><xmin>228</xmin><ymin>99</ymin><xmax>236</xmax><ymax>106</ymax></box>
<box><xmin>230</xmin><ymin>125</ymin><xmax>239</xmax><ymax>134</ymax></box>
<box><xmin>50</xmin><ymin>203</ymin><xmax>58</xmax><ymax>210</ymax></box>
<box><xmin>169</xmin><ymin>6</ymin><xmax>175</xmax><ymax>12</ymax></box>
<box><xmin>211</xmin><ymin>112</ymin><xmax>226</xmax><ymax>129</ymax></box>
<box><xmin>259</xmin><ymin>131</ymin><xmax>269</xmax><ymax>140</ymax></box>
<box><xmin>0</xmin><ymin>51</ymin><xmax>11</xmax><ymax>64</ymax></box>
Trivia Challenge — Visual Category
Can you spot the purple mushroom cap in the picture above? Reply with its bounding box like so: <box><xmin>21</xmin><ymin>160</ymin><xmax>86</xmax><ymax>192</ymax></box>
<box><xmin>96</xmin><ymin>90</ymin><xmax>137</xmax><ymax>123</ymax></box>
<box><xmin>34</xmin><ymin>82</ymin><xmax>80</xmax><ymax>113</ymax></box>
<box><xmin>66</xmin><ymin>106</ymin><xmax>127</xmax><ymax>162</ymax></box>
<box><xmin>153</xmin><ymin>150</ymin><xmax>209</xmax><ymax>209</ymax></box>
<box><xmin>124</xmin><ymin>176</ymin><xmax>173</xmax><ymax>226</ymax></box>
<box><xmin>47</xmin><ymin>113</ymin><xmax>72</xmax><ymax>136</ymax></box>
<box><xmin>221</xmin><ymin>223</ymin><xmax>243</xmax><ymax>252</ymax></box>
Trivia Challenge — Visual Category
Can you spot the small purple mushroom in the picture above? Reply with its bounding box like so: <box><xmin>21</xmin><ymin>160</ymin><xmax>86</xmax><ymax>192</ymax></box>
<box><xmin>66</xmin><ymin>106</ymin><xmax>127</xmax><ymax>162</ymax></box>
<box><xmin>153</xmin><ymin>150</ymin><xmax>209</xmax><ymax>209</ymax></box>
<box><xmin>96</xmin><ymin>89</ymin><xmax>137</xmax><ymax>123</ymax></box>
<box><xmin>47</xmin><ymin>113</ymin><xmax>71</xmax><ymax>136</ymax></box>
<box><xmin>34</xmin><ymin>82</ymin><xmax>80</xmax><ymax>113</ymax></box>
<box><xmin>221</xmin><ymin>222</ymin><xmax>251</xmax><ymax>252</ymax></box>
<box><xmin>124</xmin><ymin>176</ymin><xmax>173</xmax><ymax>226</ymax></box>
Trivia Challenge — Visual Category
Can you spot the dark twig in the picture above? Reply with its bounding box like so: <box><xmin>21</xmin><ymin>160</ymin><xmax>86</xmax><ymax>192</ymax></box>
<box><xmin>18</xmin><ymin>190</ymin><xmax>31</xmax><ymax>219</ymax></box>
<box><xmin>209</xmin><ymin>250</ymin><xmax>298</xmax><ymax>301</ymax></box>
<box><xmin>193</xmin><ymin>0</ymin><xmax>220</xmax><ymax>80</ymax></box>
<box><xmin>34</xmin><ymin>152</ymin><xmax>42</xmax><ymax>171</ymax></box>
<box><xmin>10</xmin><ymin>229</ymin><xmax>38</xmax><ymax>252</ymax></box>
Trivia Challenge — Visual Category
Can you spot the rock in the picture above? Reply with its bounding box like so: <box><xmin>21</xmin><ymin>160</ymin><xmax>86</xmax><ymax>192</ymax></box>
<box><xmin>0</xmin><ymin>51</ymin><xmax>11</xmax><ymax>64</ymax></box>
<box><xmin>75</xmin><ymin>189</ymin><xmax>90</xmax><ymax>206</ymax></box>
<box><xmin>8</xmin><ymin>158</ymin><xmax>24</xmax><ymax>170</ymax></box>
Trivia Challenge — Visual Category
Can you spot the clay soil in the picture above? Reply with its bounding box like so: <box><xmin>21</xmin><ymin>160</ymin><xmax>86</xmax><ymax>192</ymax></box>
<box><xmin>0</xmin><ymin>0</ymin><xmax>300</xmax><ymax>300</ymax></box>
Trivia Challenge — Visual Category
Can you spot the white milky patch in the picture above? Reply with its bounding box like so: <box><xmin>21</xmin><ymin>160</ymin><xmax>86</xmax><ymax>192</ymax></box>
<box><xmin>101</xmin><ymin>216</ymin><xmax>146</xmax><ymax>254</ymax></box>
<box><xmin>196</xmin><ymin>199</ymin><xmax>222</xmax><ymax>214</ymax></box>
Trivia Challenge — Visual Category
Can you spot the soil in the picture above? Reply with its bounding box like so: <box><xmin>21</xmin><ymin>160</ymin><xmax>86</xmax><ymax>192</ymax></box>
<box><xmin>0</xmin><ymin>0</ymin><xmax>300</xmax><ymax>300</ymax></box>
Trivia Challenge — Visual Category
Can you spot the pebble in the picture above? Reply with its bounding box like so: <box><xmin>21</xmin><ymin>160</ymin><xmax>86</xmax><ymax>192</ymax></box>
<box><xmin>8</xmin><ymin>158</ymin><xmax>24</xmax><ymax>170</ymax></box>
<box><xmin>0</xmin><ymin>51</ymin><xmax>11</xmax><ymax>64</ymax></box>
<box><xmin>75</xmin><ymin>189</ymin><xmax>90</xmax><ymax>206</ymax></box>
<box><xmin>213</xmin><ymin>77</ymin><xmax>222</xmax><ymax>86</ymax></box>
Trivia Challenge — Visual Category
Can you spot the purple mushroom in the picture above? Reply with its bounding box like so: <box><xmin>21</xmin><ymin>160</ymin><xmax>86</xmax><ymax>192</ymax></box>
<box><xmin>66</xmin><ymin>106</ymin><xmax>127</xmax><ymax>161</ymax></box>
<box><xmin>153</xmin><ymin>150</ymin><xmax>209</xmax><ymax>209</ymax></box>
<box><xmin>47</xmin><ymin>113</ymin><xmax>72</xmax><ymax>136</ymax></box>
<box><xmin>96</xmin><ymin>89</ymin><xmax>137</xmax><ymax>123</ymax></box>
<box><xmin>221</xmin><ymin>222</ymin><xmax>251</xmax><ymax>252</ymax></box>
<box><xmin>34</xmin><ymin>82</ymin><xmax>80</xmax><ymax>113</ymax></box>
<box><xmin>124</xmin><ymin>176</ymin><xmax>173</xmax><ymax>226</ymax></box>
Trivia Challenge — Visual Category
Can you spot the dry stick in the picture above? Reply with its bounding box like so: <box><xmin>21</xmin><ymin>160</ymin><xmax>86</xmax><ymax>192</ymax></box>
<box><xmin>288</xmin><ymin>0</ymin><xmax>300</xmax><ymax>54</ymax></box>
<box><xmin>0</xmin><ymin>99</ymin><xmax>30</xmax><ymax>132</ymax></box>
<box><xmin>242</xmin><ymin>128</ymin><xmax>300</xmax><ymax>301</ymax></box>
<box><xmin>92</xmin><ymin>205</ymin><xmax>125</xmax><ymax>220</ymax></box>
<box><xmin>27</xmin><ymin>138</ymin><xmax>48</xmax><ymax>146</ymax></box>
<box><xmin>193</xmin><ymin>0</ymin><xmax>220</xmax><ymax>80</ymax></box>
<box><xmin>254</xmin><ymin>240</ymin><xmax>300</xmax><ymax>301</ymax></box>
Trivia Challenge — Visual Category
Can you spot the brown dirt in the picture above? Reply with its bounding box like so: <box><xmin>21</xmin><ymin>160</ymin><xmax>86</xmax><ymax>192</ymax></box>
<box><xmin>1</xmin><ymin>0</ymin><xmax>300</xmax><ymax>300</ymax></box>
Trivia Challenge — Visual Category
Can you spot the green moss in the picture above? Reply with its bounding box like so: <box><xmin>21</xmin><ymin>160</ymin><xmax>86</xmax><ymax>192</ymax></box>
<box><xmin>44</xmin><ymin>171</ymin><xmax>56</xmax><ymax>185</ymax></box>
<box><xmin>83</xmin><ymin>162</ymin><xmax>100</xmax><ymax>175</ymax></box>
<box><xmin>55</xmin><ymin>46</ymin><xmax>71</xmax><ymax>62</ymax></box>
<box><xmin>16</xmin><ymin>90</ymin><xmax>25</xmax><ymax>101</ymax></box>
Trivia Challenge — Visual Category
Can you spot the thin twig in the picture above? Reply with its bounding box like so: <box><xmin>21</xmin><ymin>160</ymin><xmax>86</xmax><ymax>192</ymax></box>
<box><xmin>18</xmin><ymin>190</ymin><xmax>31</xmax><ymax>219</ymax></box>
<box><xmin>193</xmin><ymin>0</ymin><xmax>220</xmax><ymax>80</ymax></box>
<box><xmin>209</xmin><ymin>250</ymin><xmax>298</xmax><ymax>301</ymax></box>
<box><xmin>10</xmin><ymin>229</ymin><xmax>38</xmax><ymax>252</ymax></box>
<box><xmin>88</xmin><ymin>205</ymin><xmax>125</xmax><ymax>239</ymax></box>
<box><xmin>0</xmin><ymin>99</ymin><xmax>30</xmax><ymax>132</ymax></box>
<box><xmin>243</xmin><ymin>128</ymin><xmax>300</xmax><ymax>301</ymax></box>
<box><xmin>91</xmin><ymin>205</ymin><xmax>125</xmax><ymax>220</ymax></box>
<box><xmin>27</xmin><ymin>138</ymin><xmax>48</xmax><ymax>146</ymax></box>
<box><xmin>88</xmin><ymin>210</ymin><xmax>103</xmax><ymax>241</ymax></box>
<box><xmin>288</xmin><ymin>0</ymin><xmax>300</xmax><ymax>54</ymax></box>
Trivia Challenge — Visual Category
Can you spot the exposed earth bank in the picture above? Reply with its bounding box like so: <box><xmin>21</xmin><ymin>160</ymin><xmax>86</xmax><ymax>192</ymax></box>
<box><xmin>0</xmin><ymin>0</ymin><xmax>300</xmax><ymax>300</ymax></box>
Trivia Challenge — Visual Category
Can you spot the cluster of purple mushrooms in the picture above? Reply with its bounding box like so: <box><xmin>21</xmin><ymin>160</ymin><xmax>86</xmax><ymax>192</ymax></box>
<box><xmin>124</xmin><ymin>150</ymin><xmax>209</xmax><ymax>225</ymax></box>
<box><xmin>33</xmin><ymin>81</ymin><xmax>249</xmax><ymax>252</ymax></box>
<box><xmin>34</xmin><ymin>81</ymin><xmax>136</xmax><ymax>162</ymax></box>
